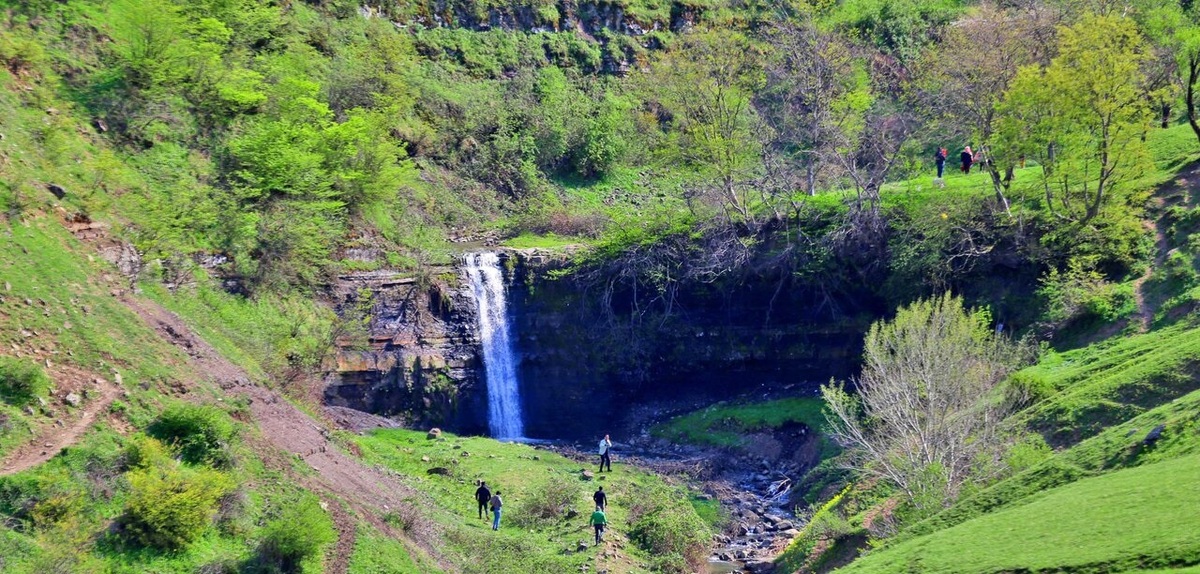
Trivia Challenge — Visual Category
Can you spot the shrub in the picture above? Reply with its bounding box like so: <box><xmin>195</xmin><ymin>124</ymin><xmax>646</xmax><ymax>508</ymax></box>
<box><xmin>512</xmin><ymin>473</ymin><xmax>577</xmax><ymax>527</ymax></box>
<box><xmin>124</xmin><ymin>434</ymin><xmax>173</xmax><ymax>469</ymax></box>
<box><xmin>0</xmin><ymin>357</ymin><xmax>51</xmax><ymax>406</ymax></box>
<box><xmin>123</xmin><ymin>464</ymin><xmax>235</xmax><ymax>550</ymax></box>
<box><xmin>148</xmin><ymin>404</ymin><xmax>236</xmax><ymax>466</ymax></box>
<box><xmin>256</xmin><ymin>495</ymin><xmax>336</xmax><ymax>573</ymax></box>
<box><xmin>627</xmin><ymin>484</ymin><xmax>711</xmax><ymax>573</ymax></box>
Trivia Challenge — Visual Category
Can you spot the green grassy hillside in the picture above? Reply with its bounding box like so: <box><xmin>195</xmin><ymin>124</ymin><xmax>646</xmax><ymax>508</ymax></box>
<box><xmin>838</xmin><ymin>454</ymin><xmax>1200</xmax><ymax>574</ymax></box>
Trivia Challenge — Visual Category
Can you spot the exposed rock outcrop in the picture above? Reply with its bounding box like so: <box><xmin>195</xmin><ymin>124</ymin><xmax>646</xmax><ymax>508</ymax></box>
<box><xmin>324</xmin><ymin>267</ymin><xmax>489</xmax><ymax>432</ymax></box>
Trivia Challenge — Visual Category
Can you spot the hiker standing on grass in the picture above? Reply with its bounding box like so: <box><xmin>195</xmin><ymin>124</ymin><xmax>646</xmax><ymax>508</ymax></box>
<box><xmin>934</xmin><ymin>147</ymin><xmax>947</xmax><ymax>178</ymax></box>
<box><xmin>960</xmin><ymin>146</ymin><xmax>974</xmax><ymax>174</ymax></box>
<box><xmin>590</xmin><ymin>506</ymin><xmax>608</xmax><ymax>544</ymax></box>
<box><xmin>593</xmin><ymin>486</ymin><xmax>607</xmax><ymax>511</ymax></box>
<box><xmin>598</xmin><ymin>434</ymin><xmax>613</xmax><ymax>472</ymax></box>
<box><xmin>490</xmin><ymin>491</ymin><xmax>503</xmax><ymax>531</ymax></box>
<box><xmin>474</xmin><ymin>481</ymin><xmax>491</xmax><ymax>520</ymax></box>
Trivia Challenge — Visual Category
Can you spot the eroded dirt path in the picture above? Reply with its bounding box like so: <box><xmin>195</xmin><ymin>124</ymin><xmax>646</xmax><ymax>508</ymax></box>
<box><xmin>124</xmin><ymin>297</ymin><xmax>448</xmax><ymax>574</ymax></box>
<box><xmin>0</xmin><ymin>374</ymin><xmax>121</xmax><ymax>476</ymax></box>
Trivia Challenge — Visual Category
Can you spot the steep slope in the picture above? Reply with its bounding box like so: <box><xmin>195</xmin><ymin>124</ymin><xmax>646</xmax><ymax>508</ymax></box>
<box><xmin>837</xmin><ymin>454</ymin><xmax>1200</xmax><ymax>573</ymax></box>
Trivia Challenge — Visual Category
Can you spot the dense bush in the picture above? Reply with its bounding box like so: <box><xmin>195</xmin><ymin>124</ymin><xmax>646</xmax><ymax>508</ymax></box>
<box><xmin>148</xmin><ymin>404</ymin><xmax>237</xmax><ymax>466</ymax></box>
<box><xmin>511</xmin><ymin>473</ymin><xmax>577</xmax><ymax>527</ymax></box>
<box><xmin>626</xmin><ymin>483</ymin><xmax>711</xmax><ymax>573</ymax></box>
<box><xmin>255</xmin><ymin>496</ymin><xmax>336</xmax><ymax>573</ymax></box>
<box><xmin>123</xmin><ymin>464</ymin><xmax>235</xmax><ymax>550</ymax></box>
<box><xmin>0</xmin><ymin>357</ymin><xmax>51</xmax><ymax>406</ymax></box>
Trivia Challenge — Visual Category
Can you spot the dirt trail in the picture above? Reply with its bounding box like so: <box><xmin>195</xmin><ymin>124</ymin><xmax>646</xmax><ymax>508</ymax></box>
<box><xmin>123</xmin><ymin>297</ymin><xmax>448</xmax><ymax>573</ymax></box>
<box><xmin>0</xmin><ymin>376</ymin><xmax>121</xmax><ymax>476</ymax></box>
<box><xmin>1133</xmin><ymin>161</ymin><xmax>1200</xmax><ymax>330</ymax></box>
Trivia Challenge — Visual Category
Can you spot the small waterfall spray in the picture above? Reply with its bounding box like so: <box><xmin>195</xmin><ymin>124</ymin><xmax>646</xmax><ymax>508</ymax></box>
<box><xmin>463</xmin><ymin>252</ymin><xmax>525</xmax><ymax>439</ymax></box>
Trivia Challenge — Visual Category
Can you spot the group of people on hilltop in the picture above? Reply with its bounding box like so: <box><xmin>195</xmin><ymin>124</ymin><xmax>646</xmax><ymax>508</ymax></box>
<box><xmin>933</xmin><ymin>145</ymin><xmax>988</xmax><ymax>178</ymax></box>
<box><xmin>472</xmin><ymin>434</ymin><xmax>618</xmax><ymax>544</ymax></box>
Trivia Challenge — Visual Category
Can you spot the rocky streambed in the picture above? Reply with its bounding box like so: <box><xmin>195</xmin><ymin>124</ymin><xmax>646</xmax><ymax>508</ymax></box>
<box><xmin>545</xmin><ymin>437</ymin><xmax>816</xmax><ymax>574</ymax></box>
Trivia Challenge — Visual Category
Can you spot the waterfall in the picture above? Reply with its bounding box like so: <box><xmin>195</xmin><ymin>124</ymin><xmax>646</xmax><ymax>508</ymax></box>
<box><xmin>463</xmin><ymin>252</ymin><xmax>525</xmax><ymax>439</ymax></box>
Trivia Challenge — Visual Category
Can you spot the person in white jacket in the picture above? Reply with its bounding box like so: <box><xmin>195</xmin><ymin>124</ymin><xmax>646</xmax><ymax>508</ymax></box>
<box><xmin>598</xmin><ymin>434</ymin><xmax>612</xmax><ymax>472</ymax></box>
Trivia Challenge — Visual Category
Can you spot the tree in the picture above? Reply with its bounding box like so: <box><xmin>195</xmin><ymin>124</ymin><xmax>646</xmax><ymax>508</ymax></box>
<box><xmin>761</xmin><ymin>19</ymin><xmax>871</xmax><ymax>199</ymax></box>
<box><xmin>822</xmin><ymin>294</ymin><xmax>1026</xmax><ymax>509</ymax></box>
<box><xmin>1141</xmin><ymin>2</ymin><xmax>1200</xmax><ymax>142</ymax></box>
<box><xmin>914</xmin><ymin>3</ymin><xmax>1060</xmax><ymax>215</ymax></box>
<box><xmin>995</xmin><ymin>14</ymin><xmax>1153</xmax><ymax>224</ymax></box>
<box><xmin>642</xmin><ymin>32</ymin><xmax>765</xmax><ymax>221</ymax></box>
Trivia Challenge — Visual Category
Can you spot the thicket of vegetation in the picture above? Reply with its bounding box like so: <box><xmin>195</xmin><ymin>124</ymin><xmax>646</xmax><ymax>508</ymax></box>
<box><xmin>4</xmin><ymin>0</ymin><xmax>1200</xmax><ymax>572</ymax></box>
<box><xmin>3</xmin><ymin>0</ymin><xmax>1197</xmax><ymax>326</ymax></box>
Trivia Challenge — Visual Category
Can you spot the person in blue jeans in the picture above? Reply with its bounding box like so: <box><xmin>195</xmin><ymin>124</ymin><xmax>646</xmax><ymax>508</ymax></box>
<box><xmin>489</xmin><ymin>491</ymin><xmax>503</xmax><ymax>530</ymax></box>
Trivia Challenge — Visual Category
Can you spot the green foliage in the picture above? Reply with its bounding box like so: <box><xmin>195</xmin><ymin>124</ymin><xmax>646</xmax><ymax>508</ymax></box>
<box><xmin>511</xmin><ymin>473</ymin><xmax>577</xmax><ymax>527</ymax></box>
<box><xmin>1037</xmin><ymin>259</ymin><xmax>1137</xmax><ymax>329</ymax></box>
<box><xmin>0</xmin><ymin>357</ymin><xmax>51</xmax><ymax>407</ymax></box>
<box><xmin>626</xmin><ymin>482</ymin><xmax>712</xmax><ymax>572</ymax></box>
<box><xmin>149</xmin><ymin>404</ymin><xmax>236</xmax><ymax>467</ymax></box>
<box><xmin>256</xmin><ymin>495</ymin><xmax>336</xmax><ymax>573</ymax></box>
<box><xmin>824</xmin><ymin>0</ymin><xmax>963</xmax><ymax>63</ymax></box>
<box><xmin>123</xmin><ymin>463</ymin><xmax>235</xmax><ymax>550</ymax></box>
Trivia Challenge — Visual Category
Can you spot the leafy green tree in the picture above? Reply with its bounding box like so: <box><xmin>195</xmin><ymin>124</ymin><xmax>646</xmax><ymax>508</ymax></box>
<box><xmin>996</xmin><ymin>14</ymin><xmax>1154</xmax><ymax>224</ymax></box>
<box><xmin>1142</xmin><ymin>2</ymin><xmax>1200</xmax><ymax>142</ymax></box>
<box><xmin>914</xmin><ymin>3</ymin><xmax>1059</xmax><ymax>214</ymax></box>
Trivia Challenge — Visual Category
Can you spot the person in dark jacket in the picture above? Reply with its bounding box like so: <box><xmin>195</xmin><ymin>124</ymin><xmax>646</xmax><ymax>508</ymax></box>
<box><xmin>960</xmin><ymin>146</ymin><xmax>973</xmax><ymax>174</ymax></box>
<box><xmin>934</xmin><ymin>147</ymin><xmax>947</xmax><ymax>178</ymax></box>
<box><xmin>475</xmin><ymin>481</ymin><xmax>492</xmax><ymax>520</ymax></box>
<box><xmin>593</xmin><ymin>486</ymin><xmax>607</xmax><ymax>511</ymax></box>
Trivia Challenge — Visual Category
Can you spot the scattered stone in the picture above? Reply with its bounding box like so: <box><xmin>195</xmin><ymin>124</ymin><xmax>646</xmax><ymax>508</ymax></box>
<box><xmin>63</xmin><ymin>392</ymin><xmax>81</xmax><ymax>407</ymax></box>
<box><xmin>426</xmin><ymin>427</ymin><xmax>442</xmax><ymax>439</ymax></box>
<box><xmin>113</xmin><ymin>372</ymin><xmax>123</xmax><ymax>385</ymax></box>
<box><xmin>745</xmin><ymin>559</ymin><xmax>776</xmax><ymax>573</ymax></box>
<box><xmin>460</xmin><ymin>451</ymin><xmax>470</xmax><ymax>457</ymax></box>
<box><xmin>92</xmin><ymin>118</ymin><xmax>108</xmax><ymax>133</ymax></box>
<box><xmin>46</xmin><ymin>183</ymin><xmax>66</xmax><ymax>200</ymax></box>
<box><xmin>576</xmin><ymin>541</ymin><xmax>589</xmax><ymax>552</ymax></box>
<box><xmin>581</xmin><ymin>470</ymin><xmax>594</xmax><ymax>480</ymax></box>
<box><xmin>426</xmin><ymin>467</ymin><xmax>450</xmax><ymax>476</ymax></box>
<box><xmin>3</xmin><ymin>282</ymin><xmax>9</xmax><ymax>291</ymax></box>
<box><xmin>452</xmin><ymin>443</ymin><xmax>462</xmax><ymax>449</ymax></box>
<box><xmin>420</xmin><ymin>456</ymin><xmax>430</xmax><ymax>462</ymax></box>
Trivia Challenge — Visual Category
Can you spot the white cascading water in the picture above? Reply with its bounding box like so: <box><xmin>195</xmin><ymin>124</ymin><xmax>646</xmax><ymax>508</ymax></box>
<box><xmin>463</xmin><ymin>252</ymin><xmax>525</xmax><ymax>439</ymax></box>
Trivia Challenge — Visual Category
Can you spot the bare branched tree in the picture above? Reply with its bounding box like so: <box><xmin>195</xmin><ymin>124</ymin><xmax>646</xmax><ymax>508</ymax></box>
<box><xmin>822</xmin><ymin>293</ymin><xmax>1028</xmax><ymax>510</ymax></box>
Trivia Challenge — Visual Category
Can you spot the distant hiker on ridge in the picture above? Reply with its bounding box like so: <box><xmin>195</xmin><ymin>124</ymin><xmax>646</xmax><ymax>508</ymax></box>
<box><xmin>598</xmin><ymin>434</ymin><xmax>613</xmax><ymax>472</ymax></box>
<box><xmin>490</xmin><ymin>491</ymin><xmax>503</xmax><ymax>531</ymax></box>
<box><xmin>960</xmin><ymin>146</ymin><xmax>974</xmax><ymax>174</ymax></box>
<box><xmin>934</xmin><ymin>146</ymin><xmax>947</xmax><ymax>178</ymax></box>
<box><xmin>593</xmin><ymin>486</ymin><xmax>607</xmax><ymax>511</ymax></box>
<box><xmin>590</xmin><ymin>506</ymin><xmax>608</xmax><ymax>544</ymax></box>
<box><xmin>475</xmin><ymin>480</ymin><xmax>491</xmax><ymax>520</ymax></box>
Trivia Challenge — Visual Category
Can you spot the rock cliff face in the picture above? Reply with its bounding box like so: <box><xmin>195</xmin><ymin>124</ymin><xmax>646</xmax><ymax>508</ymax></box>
<box><xmin>325</xmin><ymin>251</ymin><xmax>868</xmax><ymax>440</ymax></box>
<box><xmin>505</xmin><ymin>254</ymin><xmax>865</xmax><ymax>439</ymax></box>
<box><xmin>323</xmin><ymin>268</ymin><xmax>491</xmax><ymax>433</ymax></box>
